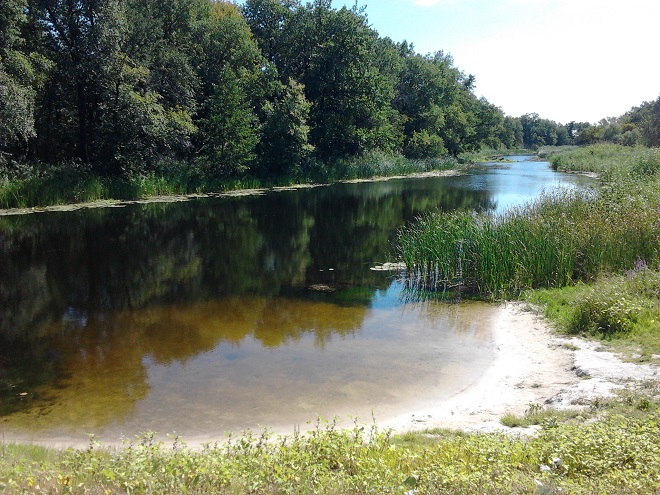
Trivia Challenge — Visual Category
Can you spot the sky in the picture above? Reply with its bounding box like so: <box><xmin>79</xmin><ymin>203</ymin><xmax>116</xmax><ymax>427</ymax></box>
<box><xmin>329</xmin><ymin>0</ymin><xmax>660</xmax><ymax>123</ymax></box>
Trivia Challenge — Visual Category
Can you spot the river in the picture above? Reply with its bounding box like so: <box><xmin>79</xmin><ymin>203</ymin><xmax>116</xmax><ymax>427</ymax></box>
<box><xmin>0</xmin><ymin>156</ymin><xmax>594</xmax><ymax>444</ymax></box>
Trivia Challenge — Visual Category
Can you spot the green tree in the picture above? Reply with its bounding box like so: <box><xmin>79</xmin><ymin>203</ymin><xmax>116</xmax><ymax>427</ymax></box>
<box><xmin>465</xmin><ymin>96</ymin><xmax>505</xmax><ymax>151</ymax></box>
<box><xmin>0</xmin><ymin>0</ymin><xmax>49</xmax><ymax>163</ymax></box>
<box><xmin>499</xmin><ymin>116</ymin><xmax>523</xmax><ymax>149</ymax></box>
<box><xmin>30</xmin><ymin>0</ymin><xmax>114</xmax><ymax>163</ymax></box>
<box><xmin>258</xmin><ymin>78</ymin><xmax>313</xmax><ymax>176</ymax></box>
<box><xmin>200</xmin><ymin>69</ymin><xmax>259</xmax><ymax>176</ymax></box>
<box><xmin>393</xmin><ymin>49</ymin><xmax>493</xmax><ymax>156</ymax></box>
<box><xmin>276</xmin><ymin>2</ymin><xmax>399</xmax><ymax>160</ymax></box>
<box><xmin>95</xmin><ymin>0</ymin><xmax>201</xmax><ymax>173</ymax></box>
<box><xmin>519</xmin><ymin>113</ymin><xmax>565</xmax><ymax>149</ymax></box>
<box><xmin>626</xmin><ymin>96</ymin><xmax>660</xmax><ymax>147</ymax></box>
<box><xmin>195</xmin><ymin>1</ymin><xmax>265</xmax><ymax>176</ymax></box>
<box><xmin>241</xmin><ymin>0</ymin><xmax>296</xmax><ymax>65</ymax></box>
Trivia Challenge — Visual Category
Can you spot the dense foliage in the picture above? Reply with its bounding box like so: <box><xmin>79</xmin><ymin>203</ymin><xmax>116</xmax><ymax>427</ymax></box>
<box><xmin>1</xmin><ymin>0</ymin><xmax>512</xmax><ymax>182</ymax></box>
<box><xmin>573</xmin><ymin>98</ymin><xmax>660</xmax><ymax>147</ymax></box>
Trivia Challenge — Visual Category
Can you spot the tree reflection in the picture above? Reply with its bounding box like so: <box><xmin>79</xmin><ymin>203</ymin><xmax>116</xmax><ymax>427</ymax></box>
<box><xmin>0</xmin><ymin>176</ymin><xmax>495</xmax><ymax>421</ymax></box>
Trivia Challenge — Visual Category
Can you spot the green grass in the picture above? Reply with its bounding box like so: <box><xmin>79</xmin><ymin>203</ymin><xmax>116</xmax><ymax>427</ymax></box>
<box><xmin>537</xmin><ymin>145</ymin><xmax>580</xmax><ymax>160</ymax></box>
<box><xmin>500</xmin><ymin>403</ymin><xmax>585</xmax><ymax>428</ymax></box>
<box><xmin>0</xmin><ymin>153</ymin><xmax>463</xmax><ymax>209</ymax></box>
<box><xmin>500</xmin><ymin>381</ymin><xmax>660</xmax><ymax>429</ymax></box>
<box><xmin>457</xmin><ymin>147</ymin><xmax>534</xmax><ymax>164</ymax></box>
<box><xmin>548</xmin><ymin>143</ymin><xmax>660</xmax><ymax>180</ymax></box>
<box><xmin>3</xmin><ymin>405</ymin><xmax>660</xmax><ymax>495</ymax></box>
<box><xmin>525</xmin><ymin>268</ymin><xmax>660</xmax><ymax>361</ymax></box>
<box><xmin>398</xmin><ymin>146</ymin><xmax>660</xmax><ymax>299</ymax></box>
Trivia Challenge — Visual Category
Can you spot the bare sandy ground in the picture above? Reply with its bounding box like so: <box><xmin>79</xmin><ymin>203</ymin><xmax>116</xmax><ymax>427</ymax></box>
<box><xmin>382</xmin><ymin>302</ymin><xmax>659</xmax><ymax>434</ymax></box>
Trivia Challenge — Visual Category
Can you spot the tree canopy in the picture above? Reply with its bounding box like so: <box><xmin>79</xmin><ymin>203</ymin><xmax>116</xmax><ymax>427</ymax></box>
<box><xmin>2</xmin><ymin>0</ymin><xmax>656</xmax><ymax>180</ymax></box>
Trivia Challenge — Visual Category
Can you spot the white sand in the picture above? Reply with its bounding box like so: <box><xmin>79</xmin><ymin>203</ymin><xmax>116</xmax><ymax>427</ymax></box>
<box><xmin>381</xmin><ymin>302</ymin><xmax>659</xmax><ymax>434</ymax></box>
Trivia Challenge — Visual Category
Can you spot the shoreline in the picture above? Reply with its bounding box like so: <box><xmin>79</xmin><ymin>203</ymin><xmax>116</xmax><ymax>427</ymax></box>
<box><xmin>3</xmin><ymin>302</ymin><xmax>657</xmax><ymax>450</ymax></box>
<box><xmin>0</xmin><ymin>169</ymin><xmax>464</xmax><ymax>217</ymax></box>
<box><xmin>381</xmin><ymin>302</ymin><xmax>578</xmax><ymax>434</ymax></box>
<box><xmin>381</xmin><ymin>302</ymin><xmax>658</xmax><ymax>435</ymax></box>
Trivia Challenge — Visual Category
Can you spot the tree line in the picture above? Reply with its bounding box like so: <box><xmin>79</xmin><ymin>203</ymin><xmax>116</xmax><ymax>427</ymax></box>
<box><xmin>1</xmin><ymin>0</ymin><xmax>658</xmax><ymax>183</ymax></box>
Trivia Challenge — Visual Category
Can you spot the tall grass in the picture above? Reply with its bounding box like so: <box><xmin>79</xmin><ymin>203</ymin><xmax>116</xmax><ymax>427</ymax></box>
<box><xmin>0</xmin><ymin>153</ymin><xmax>462</xmax><ymax>209</ymax></box>
<box><xmin>548</xmin><ymin>143</ymin><xmax>660</xmax><ymax>180</ymax></box>
<box><xmin>398</xmin><ymin>146</ymin><xmax>660</xmax><ymax>298</ymax></box>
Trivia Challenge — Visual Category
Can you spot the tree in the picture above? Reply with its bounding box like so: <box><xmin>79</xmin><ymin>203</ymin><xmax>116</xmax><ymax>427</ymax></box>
<box><xmin>0</xmin><ymin>0</ymin><xmax>48</xmax><ymax>163</ymax></box>
<box><xmin>94</xmin><ymin>0</ymin><xmax>202</xmax><ymax>172</ymax></box>
<box><xmin>31</xmin><ymin>0</ymin><xmax>113</xmax><ymax>163</ymax></box>
<box><xmin>195</xmin><ymin>1</ymin><xmax>265</xmax><ymax>175</ymax></box>
<box><xmin>200</xmin><ymin>70</ymin><xmax>259</xmax><ymax>176</ymax></box>
<box><xmin>626</xmin><ymin>96</ymin><xmax>660</xmax><ymax>147</ymax></box>
<box><xmin>499</xmin><ymin>116</ymin><xmax>523</xmax><ymax>149</ymax></box>
<box><xmin>241</xmin><ymin>0</ymin><xmax>297</xmax><ymax>66</ymax></box>
<box><xmin>258</xmin><ymin>78</ymin><xmax>313</xmax><ymax>176</ymax></box>
<box><xmin>275</xmin><ymin>2</ymin><xmax>399</xmax><ymax>160</ymax></box>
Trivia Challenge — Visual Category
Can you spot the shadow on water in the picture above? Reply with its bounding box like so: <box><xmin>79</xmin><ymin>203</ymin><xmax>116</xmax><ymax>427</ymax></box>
<box><xmin>0</xmin><ymin>159</ymin><xmax>595</xmax><ymax>441</ymax></box>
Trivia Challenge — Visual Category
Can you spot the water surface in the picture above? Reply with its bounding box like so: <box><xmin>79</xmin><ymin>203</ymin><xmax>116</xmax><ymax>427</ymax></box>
<box><xmin>0</xmin><ymin>157</ymin><xmax>594</xmax><ymax>442</ymax></box>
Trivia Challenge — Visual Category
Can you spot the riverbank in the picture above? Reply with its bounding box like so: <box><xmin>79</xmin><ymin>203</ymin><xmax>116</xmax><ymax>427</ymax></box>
<box><xmin>3</xmin><ymin>302</ymin><xmax>659</xmax><ymax>495</ymax></box>
<box><xmin>383</xmin><ymin>302</ymin><xmax>658</xmax><ymax>434</ymax></box>
<box><xmin>3</xmin><ymin>302</ymin><xmax>655</xmax><ymax>449</ymax></box>
<box><xmin>0</xmin><ymin>168</ymin><xmax>465</xmax><ymax>216</ymax></box>
<box><xmin>0</xmin><ymin>154</ymin><xmax>463</xmax><ymax>211</ymax></box>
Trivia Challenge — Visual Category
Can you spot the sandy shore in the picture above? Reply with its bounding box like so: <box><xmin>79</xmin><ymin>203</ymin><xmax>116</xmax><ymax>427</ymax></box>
<box><xmin>382</xmin><ymin>302</ymin><xmax>659</xmax><ymax>434</ymax></box>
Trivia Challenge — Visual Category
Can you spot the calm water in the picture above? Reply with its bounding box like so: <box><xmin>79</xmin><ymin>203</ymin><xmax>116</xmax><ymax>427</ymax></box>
<box><xmin>0</xmin><ymin>157</ymin><xmax>594</xmax><ymax>443</ymax></box>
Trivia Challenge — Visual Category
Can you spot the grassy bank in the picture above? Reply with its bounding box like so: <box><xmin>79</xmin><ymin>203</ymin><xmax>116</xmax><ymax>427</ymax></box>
<box><xmin>548</xmin><ymin>143</ymin><xmax>660</xmax><ymax>179</ymax></box>
<box><xmin>525</xmin><ymin>267</ymin><xmax>660</xmax><ymax>361</ymax></box>
<box><xmin>2</xmin><ymin>398</ymin><xmax>660</xmax><ymax>495</ymax></box>
<box><xmin>0</xmin><ymin>154</ymin><xmax>460</xmax><ymax>210</ymax></box>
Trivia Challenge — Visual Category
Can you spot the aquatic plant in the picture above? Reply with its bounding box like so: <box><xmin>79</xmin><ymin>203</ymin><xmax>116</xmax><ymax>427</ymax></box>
<box><xmin>398</xmin><ymin>148</ymin><xmax>660</xmax><ymax>299</ymax></box>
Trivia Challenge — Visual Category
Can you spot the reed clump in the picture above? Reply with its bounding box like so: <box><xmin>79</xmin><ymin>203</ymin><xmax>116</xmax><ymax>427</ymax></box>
<box><xmin>397</xmin><ymin>146</ymin><xmax>660</xmax><ymax>298</ymax></box>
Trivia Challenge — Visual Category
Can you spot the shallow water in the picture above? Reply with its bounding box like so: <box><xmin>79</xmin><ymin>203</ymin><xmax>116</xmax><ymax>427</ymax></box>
<box><xmin>0</xmin><ymin>157</ymin><xmax>594</xmax><ymax>443</ymax></box>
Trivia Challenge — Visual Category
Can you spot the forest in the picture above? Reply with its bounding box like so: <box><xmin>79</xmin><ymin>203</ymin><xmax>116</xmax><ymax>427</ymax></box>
<box><xmin>0</xmin><ymin>0</ymin><xmax>649</xmax><ymax>185</ymax></box>
<box><xmin>2</xmin><ymin>0</ymin><xmax>659</xmax><ymax>191</ymax></box>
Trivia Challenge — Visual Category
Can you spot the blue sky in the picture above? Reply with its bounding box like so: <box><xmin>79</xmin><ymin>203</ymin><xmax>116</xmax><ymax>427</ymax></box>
<box><xmin>238</xmin><ymin>0</ymin><xmax>660</xmax><ymax>123</ymax></box>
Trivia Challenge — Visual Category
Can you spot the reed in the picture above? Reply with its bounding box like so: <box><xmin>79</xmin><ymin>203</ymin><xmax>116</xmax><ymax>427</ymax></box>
<box><xmin>0</xmin><ymin>154</ymin><xmax>461</xmax><ymax>209</ymax></box>
<box><xmin>397</xmin><ymin>171</ymin><xmax>660</xmax><ymax>299</ymax></box>
<box><xmin>548</xmin><ymin>143</ymin><xmax>660</xmax><ymax>180</ymax></box>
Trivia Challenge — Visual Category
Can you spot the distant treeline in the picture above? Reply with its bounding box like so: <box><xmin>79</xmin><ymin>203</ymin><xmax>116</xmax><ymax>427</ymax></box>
<box><xmin>1</xmin><ymin>0</ymin><xmax>658</xmax><ymax>181</ymax></box>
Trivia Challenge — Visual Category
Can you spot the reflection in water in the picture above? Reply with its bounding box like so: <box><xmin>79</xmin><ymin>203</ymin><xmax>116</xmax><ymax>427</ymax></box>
<box><xmin>0</xmin><ymin>159</ymin><xmax>595</xmax><ymax>441</ymax></box>
<box><xmin>4</xmin><ymin>293</ymin><xmax>496</xmax><ymax>442</ymax></box>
